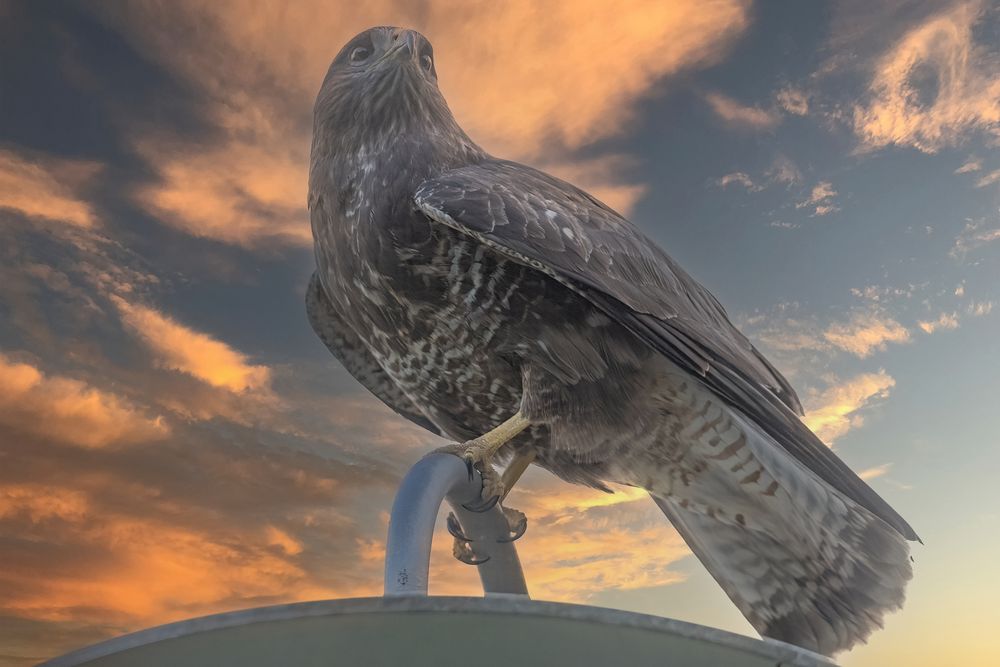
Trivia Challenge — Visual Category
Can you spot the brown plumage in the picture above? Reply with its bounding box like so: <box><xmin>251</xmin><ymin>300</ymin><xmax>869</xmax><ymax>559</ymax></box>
<box><xmin>307</xmin><ymin>26</ymin><xmax>917</xmax><ymax>656</ymax></box>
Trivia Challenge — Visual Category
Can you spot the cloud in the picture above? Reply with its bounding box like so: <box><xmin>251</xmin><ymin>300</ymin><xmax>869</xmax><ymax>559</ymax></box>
<box><xmin>0</xmin><ymin>352</ymin><xmax>169</xmax><ymax>449</ymax></box>
<box><xmin>0</xmin><ymin>483</ymin><xmax>347</xmax><ymax>627</ymax></box>
<box><xmin>425</xmin><ymin>474</ymin><xmax>690</xmax><ymax>601</ymax></box>
<box><xmin>858</xmin><ymin>462</ymin><xmax>892</xmax><ymax>481</ymax></box>
<box><xmin>951</xmin><ymin>217</ymin><xmax>1000</xmax><ymax>257</ymax></box>
<box><xmin>954</xmin><ymin>157</ymin><xmax>982</xmax><ymax>173</ymax></box>
<box><xmin>852</xmin><ymin>1</ymin><xmax>1000</xmax><ymax>152</ymax></box>
<box><xmin>132</xmin><ymin>140</ymin><xmax>311</xmax><ymax>248</ymax></box>
<box><xmin>776</xmin><ymin>87</ymin><xmax>810</xmax><ymax>115</ymax></box>
<box><xmin>99</xmin><ymin>0</ymin><xmax>751</xmax><ymax>248</ymax></box>
<box><xmin>823</xmin><ymin>311</ymin><xmax>911</xmax><ymax>357</ymax></box>
<box><xmin>112</xmin><ymin>297</ymin><xmax>271</xmax><ymax>393</ymax></box>
<box><xmin>713</xmin><ymin>156</ymin><xmax>802</xmax><ymax>194</ymax></box>
<box><xmin>802</xmin><ymin>371</ymin><xmax>895</xmax><ymax>445</ymax></box>
<box><xmin>704</xmin><ymin>91</ymin><xmax>782</xmax><ymax>130</ymax></box>
<box><xmin>714</xmin><ymin>171</ymin><xmax>759</xmax><ymax>190</ymax></box>
<box><xmin>0</xmin><ymin>408</ymin><xmax>397</xmax><ymax>661</ymax></box>
<box><xmin>0</xmin><ymin>148</ymin><xmax>101</xmax><ymax>229</ymax></box>
<box><xmin>741</xmin><ymin>302</ymin><xmax>916</xmax><ymax>372</ymax></box>
<box><xmin>968</xmin><ymin>301</ymin><xmax>993</xmax><ymax>316</ymax></box>
<box><xmin>765</xmin><ymin>155</ymin><xmax>803</xmax><ymax>186</ymax></box>
<box><xmin>917</xmin><ymin>311</ymin><xmax>960</xmax><ymax>334</ymax></box>
<box><xmin>796</xmin><ymin>180</ymin><xmax>839</xmax><ymax>216</ymax></box>
<box><xmin>975</xmin><ymin>168</ymin><xmax>1000</xmax><ymax>188</ymax></box>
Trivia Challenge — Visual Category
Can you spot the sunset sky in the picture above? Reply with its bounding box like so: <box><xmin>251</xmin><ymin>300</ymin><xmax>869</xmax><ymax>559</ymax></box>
<box><xmin>1</xmin><ymin>1</ymin><xmax>999</xmax><ymax>665</ymax></box>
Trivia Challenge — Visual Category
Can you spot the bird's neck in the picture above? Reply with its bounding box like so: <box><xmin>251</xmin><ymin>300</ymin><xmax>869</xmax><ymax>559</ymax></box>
<box><xmin>312</xmin><ymin>122</ymin><xmax>484</xmax><ymax>211</ymax></box>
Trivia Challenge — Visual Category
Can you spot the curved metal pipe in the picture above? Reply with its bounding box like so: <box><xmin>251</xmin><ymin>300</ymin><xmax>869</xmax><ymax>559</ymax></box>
<box><xmin>383</xmin><ymin>453</ymin><xmax>528</xmax><ymax>597</ymax></box>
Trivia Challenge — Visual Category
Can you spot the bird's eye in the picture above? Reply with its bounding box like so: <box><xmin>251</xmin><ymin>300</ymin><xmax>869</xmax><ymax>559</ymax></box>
<box><xmin>350</xmin><ymin>47</ymin><xmax>371</xmax><ymax>63</ymax></box>
<box><xmin>420</xmin><ymin>54</ymin><xmax>433</xmax><ymax>72</ymax></box>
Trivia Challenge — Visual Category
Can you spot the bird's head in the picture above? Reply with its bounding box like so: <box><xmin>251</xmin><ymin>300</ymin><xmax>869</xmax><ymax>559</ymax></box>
<box><xmin>315</xmin><ymin>27</ymin><xmax>465</xmax><ymax>150</ymax></box>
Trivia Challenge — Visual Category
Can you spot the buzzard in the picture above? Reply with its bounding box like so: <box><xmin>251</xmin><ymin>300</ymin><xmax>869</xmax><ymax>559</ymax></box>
<box><xmin>307</xmin><ymin>26</ymin><xmax>917</xmax><ymax>656</ymax></box>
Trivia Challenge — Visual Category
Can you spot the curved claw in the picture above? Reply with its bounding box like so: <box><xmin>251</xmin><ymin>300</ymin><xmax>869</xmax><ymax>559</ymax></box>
<box><xmin>497</xmin><ymin>514</ymin><xmax>528</xmax><ymax>543</ymax></box>
<box><xmin>452</xmin><ymin>537</ymin><xmax>491</xmax><ymax>566</ymax></box>
<box><xmin>446</xmin><ymin>512</ymin><xmax>471</xmax><ymax>542</ymax></box>
<box><xmin>464</xmin><ymin>455</ymin><xmax>475</xmax><ymax>482</ymax></box>
<box><xmin>462</xmin><ymin>494</ymin><xmax>500</xmax><ymax>513</ymax></box>
<box><xmin>454</xmin><ymin>550</ymin><xmax>491</xmax><ymax>566</ymax></box>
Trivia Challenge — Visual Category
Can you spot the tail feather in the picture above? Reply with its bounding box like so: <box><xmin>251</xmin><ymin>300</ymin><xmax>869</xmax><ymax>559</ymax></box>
<box><xmin>653</xmin><ymin>492</ymin><xmax>911</xmax><ymax>656</ymax></box>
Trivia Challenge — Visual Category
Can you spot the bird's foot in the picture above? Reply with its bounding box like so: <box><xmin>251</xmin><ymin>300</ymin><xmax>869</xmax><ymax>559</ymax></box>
<box><xmin>446</xmin><ymin>505</ymin><xmax>527</xmax><ymax>565</ymax></box>
<box><xmin>447</xmin><ymin>512</ymin><xmax>489</xmax><ymax>565</ymax></box>
<box><xmin>434</xmin><ymin>440</ymin><xmax>504</xmax><ymax>510</ymax></box>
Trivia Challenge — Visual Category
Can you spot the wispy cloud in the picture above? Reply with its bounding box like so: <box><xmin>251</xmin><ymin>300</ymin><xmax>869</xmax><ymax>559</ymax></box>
<box><xmin>112</xmin><ymin>297</ymin><xmax>271</xmax><ymax>394</ymax></box>
<box><xmin>776</xmin><ymin>87</ymin><xmax>810</xmax><ymax>116</ymax></box>
<box><xmin>954</xmin><ymin>157</ymin><xmax>982</xmax><ymax>174</ymax></box>
<box><xmin>858</xmin><ymin>462</ymin><xmax>892</xmax><ymax>481</ymax></box>
<box><xmin>975</xmin><ymin>168</ymin><xmax>1000</xmax><ymax>188</ymax></box>
<box><xmin>796</xmin><ymin>181</ymin><xmax>840</xmax><ymax>216</ymax></box>
<box><xmin>968</xmin><ymin>301</ymin><xmax>993</xmax><ymax>316</ymax></box>
<box><xmin>917</xmin><ymin>311</ymin><xmax>960</xmax><ymax>334</ymax></box>
<box><xmin>951</xmin><ymin>216</ymin><xmax>1000</xmax><ymax>258</ymax></box>
<box><xmin>705</xmin><ymin>91</ymin><xmax>782</xmax><ymax>130</ymax></box>
<box><xmin>802</xmin><ymin>371</ymin><xmax>895</xmax><ymax>445</ymax></box>
<box><xmin>714</xmin><ymin>171</ymin><xmax>760</xmax><ymax>190</ymax></box>
<box><xmin>712</xmin><ymin>156</ymin><xmax>802</xmax><ymax>195</ymax></box>
<box><xmin>0</xmin><ymin>352</ymin><xmax>169</xmax><ymax>449</ymax></box>
<box><xmin>766</xmin><ymin>155</ymin><xmax>803</xmax><ymax>186</ymax></box>
<box><xmin>0</xmin><ymin>148</ymin><xmax>101</xmax><ymax>229</ymax></box>
<box><xmin>853</xmin><ymin>1</ymin><xmax>1000</xmax><ymax>152</ymax></box>
<box><xmin>823</xmin><ymin>310</ymin><xmax>910</xmax><ymax>357</ymax></box>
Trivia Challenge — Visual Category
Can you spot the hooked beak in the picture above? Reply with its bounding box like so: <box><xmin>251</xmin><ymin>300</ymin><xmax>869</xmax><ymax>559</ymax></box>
<box><xmin>380</xmin><ymin>29</ymin><xmax>419</xmax><ymax>64</ymax></box>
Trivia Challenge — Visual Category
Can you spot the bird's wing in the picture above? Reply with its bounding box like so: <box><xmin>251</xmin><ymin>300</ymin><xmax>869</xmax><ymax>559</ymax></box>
<box><xmin>414</xmin><ymin>159</ymin><xmax>917</xmax><ymax>541</ymax></box>
<box><xmin>306</xmin><ymin>272</ymin><xmax>442</xmax><ymax>436</ymax></box>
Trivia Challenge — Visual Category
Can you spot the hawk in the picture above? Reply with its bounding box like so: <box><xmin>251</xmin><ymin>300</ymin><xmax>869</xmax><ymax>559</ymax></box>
<box><xmin>307</xmin><ymin>26</ymin><xmax>917</xmax><ymax>656</ymax></box>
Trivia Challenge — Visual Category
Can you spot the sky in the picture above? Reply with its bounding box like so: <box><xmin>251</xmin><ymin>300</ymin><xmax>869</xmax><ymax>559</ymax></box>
<box><xmin>0</xmin><ymin>0</ymin><xmax>998</xmax><ymax>664</ymax></box>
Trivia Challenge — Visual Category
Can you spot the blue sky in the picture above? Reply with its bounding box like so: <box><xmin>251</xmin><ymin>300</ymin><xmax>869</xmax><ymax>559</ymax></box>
<box><xmin>1</xmin><ymin>1</ymin><xmax>998</xmax><ymax>664</ymax></box>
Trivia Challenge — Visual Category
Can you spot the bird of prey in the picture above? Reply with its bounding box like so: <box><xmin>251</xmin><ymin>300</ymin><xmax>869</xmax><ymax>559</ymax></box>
<box><xmin>307</xmin><ymin>26</ymin><xmax>917</xmax><ymax>656</ymax></box>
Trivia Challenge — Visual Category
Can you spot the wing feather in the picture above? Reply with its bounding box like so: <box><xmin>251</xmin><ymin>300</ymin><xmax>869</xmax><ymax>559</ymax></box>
<box><xmin>413</xmin><ymin>160</ymin><xmax>917</xmax><ymax>541</ymax></box>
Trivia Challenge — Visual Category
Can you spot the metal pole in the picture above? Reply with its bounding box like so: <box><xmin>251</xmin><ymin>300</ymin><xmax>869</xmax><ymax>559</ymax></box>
<box><xmin>384</xmin><ymin>453</ymin><xmax>528</xmax><ymax>597</ymax></box>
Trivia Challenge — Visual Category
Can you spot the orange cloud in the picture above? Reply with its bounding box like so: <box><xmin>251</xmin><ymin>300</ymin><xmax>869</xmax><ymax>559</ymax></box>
<box><xmin>955</xmin><ymin>157</ymin><xmax>982</xmax><ymax>174</ymax></box>
<box><xmin>776</xmin><ymin>87</ymin><xmax>809</xmax><ymax>116</ymax></box>
<box><xmin>802</xmin><ymin>370</ymin><xmax>895</xmax><ymax>445</ymax></box>
<box><xmin>98</xmin><ymin>0</ymin><xmax>750</xmax><ymax>247</ymax></box>
<box><xmin>917</xmin><ymin>312</ymin><xmax>960</xmax><ymax>334</ymax></box>
<box><xmin>132</xmin><ymin>139</ymin><xmax>311</xmax><ymax>248</ymax></box>
<box><xmin>0</xmin><ymin>352</ymin><xmax>169</xmax><ymax>449</ymax></box>
<box><xmin>714</xmin><ymin>171</ymin><xmax>759</xmax><ymax>191</ymax></box>
<box><xmin>0</xmin><ymin>148</ymin><xmax>101</xmax><ymax>228</ymax></box>
<box><xmin>853</xmin><ymin>1</ymin><xmax>1000</xmax><ymax>152</ymax></box>
<box><xmin>425</xmin><ymin>473</ymin><xmax>689</xmax><ymax>601</ymax></box>
<box><xmin>0</xmin><ymin>485</ymin><xmax>337</xmax><ymax>626</ymax></box>
<box><xmin>112</xmin><ymin>297</ymin><xmax>271</xmax><ymax>393</ymax></box>
<box><xmin>823</xmin><ymin>311</ymin><xmax>911</xmax><ymax>357</ymax></box>
<box><xmin>857</xmin><ymin>462</ymin><xmax>892</xmax><ymax>481</ymax></box>
<box><xmin>975</xmin><ymin>168</ymin><xmax>1000</xmax><ymax>188</ymax></box>
<box><xmin>705</xmin><ymin>91</ymin><xmax>781</xmax><ymax>130</ymax></box>
<box><xmin>796</xmin><ymin>180</ymin><xmax>839</xmax><ymax>217</ymax></box>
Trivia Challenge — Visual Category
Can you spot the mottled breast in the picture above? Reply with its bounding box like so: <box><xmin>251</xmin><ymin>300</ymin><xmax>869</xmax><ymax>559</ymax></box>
<box><xmin>335</xmin><ymin>221</ymin><xmax>552</xmax><ymax>439</ymax></box>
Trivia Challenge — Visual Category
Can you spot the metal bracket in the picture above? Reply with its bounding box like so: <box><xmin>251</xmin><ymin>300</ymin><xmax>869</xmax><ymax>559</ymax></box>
<box><xmin>383</xmin><ymin>453</ymin><xmax>529</xmax><ymax>597</ymax></box>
